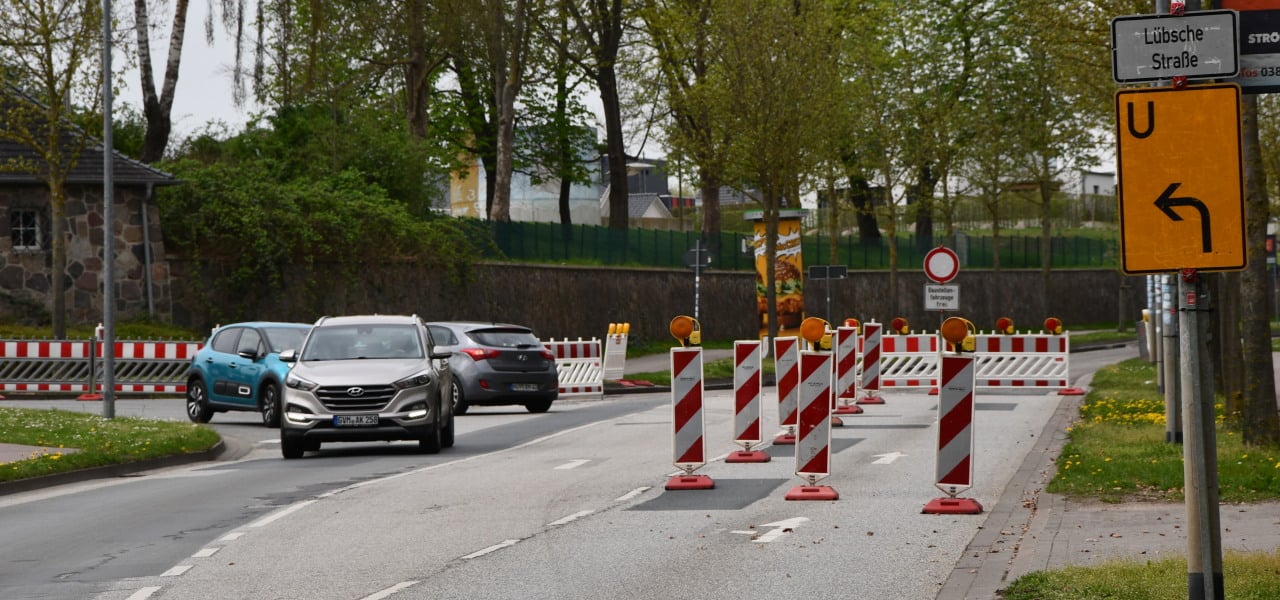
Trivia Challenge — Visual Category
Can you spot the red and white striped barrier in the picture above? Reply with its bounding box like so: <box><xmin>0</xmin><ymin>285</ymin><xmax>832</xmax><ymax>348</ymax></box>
<box><xmin>543</xmin><ymin>338</ymin><xmax>604</xmax><ymax>397</ymax></box>
<box><xmin>0</xmin><ymin>339</ymin><xmax>202</xmax><ymax>396</ymax></box>
<box><xmin>727</xmin><ymin>341</ymin><xmax>769</xmax><ymax>463</ymax></box>
<box><xmin>772</xmin><ymin>337</ymin><xmax>800</xmax><ymax>445</ymax></box>
<box><xmin>857</xmin><ymin>322</ymin><xmax>884</xmax><ymax>403</ymax></box>
<box><xmin>833</xmin><ymin>326</ymin><xmax>862</xmax><ymax>414</ymax></box>
<box><xmin>879</xmin><ymin>333</ymin><xmax>939</xmax><ymax>390</ymax></box>
<box><xmin>667</xmin><ymin>347</ymin><xmax>713</xmax><ymax>490</ymax></box>
<box><xmin>785</xmin><ymin>351</ymin><xmax>838</xmax><ymax>501</ymax></box>
<box><xmin>973</xmin><ymin>334</ymin><xmax>1071</xmax><ymax>390</ymax></box>
<box><xmin>923</xmin><ymin>354</ymin><xmax>982</xmax><ymax>514</ymax></box>
<box><xmin>1</xmin><ymin>341</ymin><xmax>91</xmax><ymax>358</ymax></box>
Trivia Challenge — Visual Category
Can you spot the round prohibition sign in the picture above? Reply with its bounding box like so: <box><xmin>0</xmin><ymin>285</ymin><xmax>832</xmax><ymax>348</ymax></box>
<box><xmin>924</xmin><ymin>246</ymin><xmax>960</xmax><ymax>284</ymax></box>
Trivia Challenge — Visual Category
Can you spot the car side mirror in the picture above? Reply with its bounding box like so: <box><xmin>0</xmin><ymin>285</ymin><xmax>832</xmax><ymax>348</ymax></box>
<box><xmin>279</xmin><ymin>349</ymin><xmax>297</xmax><ymax>363</ymax></box>
<box><xmin>237</xmin><ymin>348</ymin><xmax>260</xmax><ymax>360</ymax></box>
<box><xmin>429</xmin><ymin>350</ymin><xmax>452</xmax><ymax>361</ymax></box>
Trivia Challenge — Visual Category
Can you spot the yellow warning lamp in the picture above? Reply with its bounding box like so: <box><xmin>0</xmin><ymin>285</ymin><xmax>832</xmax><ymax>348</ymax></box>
<box><xmin>995</xmin><ymin>317</ymin><xmax>1014</xmax><ymax>335</ymax></box>
<box><xmin>890</xmin><ymin>317</ymin><xmax>909</xmax><ymax>335</ymax></box>
<box><xmin>1044</xmin><ymin>317</ymin><xmax>1064</xmax><ymax>335</ymax></box>
<box><xmin>669</xmin><ymin>315</ymin><xmax>701</xmax><ymax>347</ymax></box>
<box><xmin>843</xmin><ymin>318</ymin><xmax>860</xmax><ymax>333</ymax></box>
<box><xmin>1141</xmin><ymin>309</ymin><xmax>1150</xmax><ymax>323</ymax></box>
<box><xmin>608</xmin><ymin>323</ymin><xmax>618</xmax><ymax>335</ymax></box>
<box><xmin>940</xmin><ymin>317</ymin><xmax>976</xmax><ymax>353</ymax></box>
<box><xmin>622</xmin><ymin>322</ymin><xmax>631</xmax><ymax>334</ymax></box>
<box><xmin>800</xmin><ymin>317</ymin><xmax>832</xmax><ymax>351</ymax></box>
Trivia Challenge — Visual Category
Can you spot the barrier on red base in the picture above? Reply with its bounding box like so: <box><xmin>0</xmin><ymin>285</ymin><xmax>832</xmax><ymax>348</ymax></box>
<box><xmin>667</xmin><ymin>347</ymin><xmax>713</xmax><ymax>489</ymax></box>
<box><xmin>857</xmin><ymin>322</ymin><xmax>884</xmax><ymax>404</ymax></box>
<box><xmin>786</xmin><ymin>351</ymin><xmax>838</xmax><ymax>501</ymax></box>
<box><xmin>727</xmin><ymin>340</ymin><xmax>769</xmax><ymax>463</ymax></box>
<box><xmin>833</xmin><ymin>326</ymin><xmax>863</xmax><ymax>415</ymax></box>
<box><xmin>924</xmin><ymin>353</ymin><xmax>982</xmax><ymax>514</ymax></box>
<box><xmin>773</xmin><ymin>337</ymin><xmax>800</xmax><ymax>445</ymax></box>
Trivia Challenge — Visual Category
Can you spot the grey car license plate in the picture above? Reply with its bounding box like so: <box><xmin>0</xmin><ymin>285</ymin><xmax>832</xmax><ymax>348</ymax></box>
<box><xmin>511</xmin><ymin>383</ymin><xmax>538</xmax><ymax>392</ymax></box>
<box><xmin>334</xmin><ymin>414</ymin><xmax>379</xmax><ymax>426</ymax></box>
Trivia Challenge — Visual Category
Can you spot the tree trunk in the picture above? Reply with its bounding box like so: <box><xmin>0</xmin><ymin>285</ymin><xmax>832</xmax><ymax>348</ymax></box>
<box><xmin>1240</xmin><ymin>95</ymin><xmax>1280</xmax><ymax>445</ymax></box>
<box><xmin>700</xmin><ymin>171</ymin><xmax>721</xmax><ymax>257</ymax></box>
<box><xmin>912</xmin><ymin>164</ymin><xmax>936</xmax><ymax>252</ymax></box>
<box><xmin>134</xmin><ymin>0</ymin><xmax>191</xmax><ymax>163</ymax></box>
<box><xmin>50</xmin><ymin>179</ymin><xmax>67</xmax><ymax>339</ymax></box>
<box><xmin>405</xmin><ymin>0</ymin><xmax>432</xmax><ymax>139</ymax></box>
<box><xmin>599</xmin><ymin>66</ymin><xmax>629</xmax><ymax>230</ymax></box>
<box><xmin>1216</xmin><ymin>272</ymin><xmax>1244</xmax><ymax>417</ymax></box>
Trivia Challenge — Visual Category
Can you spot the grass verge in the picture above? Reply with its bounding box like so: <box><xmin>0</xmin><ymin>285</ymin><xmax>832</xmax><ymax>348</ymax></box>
<box><xmin>1005</xmin><ymin>357</ymin><xmax>1280</xmax><ymax>597</ymax></box>
<box><xmin>0</xmin><ymin>407</ymin><xmax>220</xmax><ymax>483</ymax></box>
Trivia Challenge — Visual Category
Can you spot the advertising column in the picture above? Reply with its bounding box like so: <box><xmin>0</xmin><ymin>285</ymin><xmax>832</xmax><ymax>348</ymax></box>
<box><xmin>746</xmin><ymin>209</ymin><xmax>807</xmax><ymax>340</ymax></box>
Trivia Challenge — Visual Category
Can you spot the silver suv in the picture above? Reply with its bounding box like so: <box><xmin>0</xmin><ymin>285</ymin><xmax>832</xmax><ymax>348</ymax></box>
<box><xmin>278</xmin><ymin>314</ymin><xmax>455</xmax><ymax>458</ymax></box>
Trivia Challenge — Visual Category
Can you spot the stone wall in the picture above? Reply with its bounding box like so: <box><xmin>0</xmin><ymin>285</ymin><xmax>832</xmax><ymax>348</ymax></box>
<box><xmin>0</xmin><ymin>184</ymin><xmax>172</xmax><ymax>324</ymax></box>
<box><xmin>169</xmin><ymin>259</ymin><xmax>1145</xmax><ymax>343</ymax></box>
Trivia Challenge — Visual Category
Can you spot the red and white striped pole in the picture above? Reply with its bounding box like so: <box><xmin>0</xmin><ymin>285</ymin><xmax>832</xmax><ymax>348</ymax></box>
<box><xmin>785</xmin><ymin>347</ymin><xmax>838</xmax><ymax>501</ymax></box>
<box><xmin>773</xmin><ymin>336</ymin><xmax>800</xmax><ymax>445</ymax></box>
<box><xmin>727</xmin><ymin>340</ymin><xmax>769</xmax><ymax>463</ymax></box>
<box><xmin>833</xmin><ymin>325</ymin><xmax>862</xmax><ymax>415</ymax></box>
<box><xmin>857</xmin><ymin>321</ymin><xmax>884</xmax><ymax>404</ymax></box>
<box><xmin>924</xmin><ymin>317</ymin><xmax>982</xmax><ymax>514</ymax></box>
<box><xmin>667</xmin><ymin>346</ymin><xmax>713</xmax><ymax>489</ymax></box>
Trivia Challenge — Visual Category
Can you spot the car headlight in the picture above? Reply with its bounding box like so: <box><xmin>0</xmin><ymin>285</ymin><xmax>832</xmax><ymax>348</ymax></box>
<box><xmin>286</xmin><ymin>374</ymin><xmax>319</xmax><ymax>391</ymax></box>
<box><xmin>393</xmin><ymin>370</ymin><xmax>433</xmax><ymax>390</ymax></box>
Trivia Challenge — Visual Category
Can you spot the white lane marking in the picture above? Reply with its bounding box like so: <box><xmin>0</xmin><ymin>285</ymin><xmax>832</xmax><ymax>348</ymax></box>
<box><xmin>735</xmin><ymin>517</ymin><xmax>809</xmax><ymax>543</ymax></box>
<box><xmin>124</xmin><ymin>587</ymin><xmax>162</xmax><ymax>600</ymax></box>
<box><xmin>547</xmin><ymin>510</ymin><xmax>594</xmax><ymax>527</ymax></box>
<box><xmin>160</xmin><ymin>565</ymin><xmax>192</xmax><ymax>577</ymax></box>
<box><xmin>554</xmin><ymin>459</ymin><xmax>591</xmax><ymax>470</ymax></box>
<box><xmin>462</xmin><ymin>539</ymin><xmax>521</xmax><ymax>559</ymax></box>
<box><xmin>259</xmin><ymin>439</ymin><xmax>281</xmax><ymax>445</ymax></box>
<box><xmin>709</xmin><ymin>452</ymin><xmax>730</xmax><ymax>463</ymax></box>
<box><xmin>150</xmin><ymin>470</ymin><xmax>234</xmax><ymax>479</ymax></box>
<box><xmin>872</xmin><ymin>451</ymin><xmax>907</xmax><ymax>464</ymax></box>
<box><xmin>246</xmin><ymin>499</ymin><xmax>317</xmax><ymax>528</ymax></box>
<box><xmin>219</xmin><ymin>531</ymin><xmax>245</xmax><ymax>542</ymax></box>
<box><xmin>191</xmin><ymin>547</ymin><xmax>219</xmax><ymax>558</ymax></box>
<box><xmin>613</xmin><ymin>486</ymin><xmax>650</xmax><ymax>503</ymax></box>
<box><xmin>361</xmin><ymin>581</ymin><xmax>419</xmax><ymax>600</ymax></box>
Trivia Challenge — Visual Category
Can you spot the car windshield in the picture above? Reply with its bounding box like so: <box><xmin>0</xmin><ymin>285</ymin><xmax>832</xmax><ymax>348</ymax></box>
<box><xmin>263</xmin><ymin>327</ymin><xmax>308</xmax><ymax>354</ymax></box>
<box><xmin>301</xmin><ymin>324</ymin><xmax>422</xmax><ymax>360</ymax></box>
<box><xmin>469</xmin><ymin>329</ymin><xmax>540</xmax><ymax>349</ymax></box>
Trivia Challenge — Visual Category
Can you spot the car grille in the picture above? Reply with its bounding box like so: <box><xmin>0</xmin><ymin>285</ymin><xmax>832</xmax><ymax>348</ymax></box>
<box><xmin>316</xmin><ymin>385</ymin><xmax>396</xmax><ymax>411</ymax></box>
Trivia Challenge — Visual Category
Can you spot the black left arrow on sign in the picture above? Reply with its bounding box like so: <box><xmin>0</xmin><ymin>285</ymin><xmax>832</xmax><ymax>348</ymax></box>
<box><xmin>1154</xmin><ymin>182</ymin><xmax>1211</xmax><ymax>253</ymax></box>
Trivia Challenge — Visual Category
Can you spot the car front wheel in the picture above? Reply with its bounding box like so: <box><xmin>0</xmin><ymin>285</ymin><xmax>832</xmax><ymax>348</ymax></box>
<box><xmin>419</xmin><ymin>416</ymin><xmax>442</xmax><ymax>454</ymax></box>
<box><xmin>186</xmin><ymin>378</ymin><xmax>214</xmax><ymax>423</ymax></box>
<box><xmin>260</xmin><ymin>383</ymin><xmax>281</xmax><ymax>428</ymax></box>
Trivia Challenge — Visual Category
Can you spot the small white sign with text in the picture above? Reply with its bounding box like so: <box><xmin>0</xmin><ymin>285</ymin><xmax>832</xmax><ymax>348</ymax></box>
<box><xmin>925</xmin><ymin>285</ymin><xmax>959</xmax><ymax>311</ymax></box>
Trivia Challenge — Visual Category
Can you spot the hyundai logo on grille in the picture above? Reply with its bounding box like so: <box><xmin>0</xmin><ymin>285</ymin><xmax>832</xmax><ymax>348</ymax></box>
<box><xmin>518</xmin><ymin>353</ymin><xmax>528</xmax><ymax>361</ymax></box>
<box><xmin>347</xmin><ymin>387</ymin><xmax>365</xmax><ymax>397</ymax></box>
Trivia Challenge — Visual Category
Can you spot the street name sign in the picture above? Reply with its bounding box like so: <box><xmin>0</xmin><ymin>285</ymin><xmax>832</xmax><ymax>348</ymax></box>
<box><xmin>1115</xmin><ymin>84</ymin><xmax>1246</xmax><ymax>274</ymax></box>
<box><xmin>1112</xmin><ymin>10</ymin><xmax>1239</xmax><ymax>82</ymax></box>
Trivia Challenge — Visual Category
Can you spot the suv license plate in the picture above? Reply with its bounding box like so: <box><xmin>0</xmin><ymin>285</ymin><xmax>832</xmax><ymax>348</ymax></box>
<box><xmin>511</xmin><ymin>383</ymin><xmax>538</xmax><ymax>392</ymax></box>
<box><xmin>334</xmin><ymin>415</ymin><xmax>379</xmax><ymax>427</ymax></box>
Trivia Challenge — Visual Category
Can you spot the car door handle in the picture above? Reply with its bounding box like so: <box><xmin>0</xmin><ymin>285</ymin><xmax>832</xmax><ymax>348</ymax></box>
<box><xmin>228</xmin><ymin>363</ymin><xmax>238</xmax><ymax>369</ymax></box>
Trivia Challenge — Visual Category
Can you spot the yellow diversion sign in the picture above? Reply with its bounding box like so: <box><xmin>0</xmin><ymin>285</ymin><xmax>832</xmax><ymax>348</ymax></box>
<box><xmin>1115</xmin><ymin>83</ymin><xmax>1246</xmax><ymax>274</ymax></box>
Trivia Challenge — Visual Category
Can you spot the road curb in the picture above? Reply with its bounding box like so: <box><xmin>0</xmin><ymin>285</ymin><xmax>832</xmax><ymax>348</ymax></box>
<box><xmin>0</xmin><ymin>439</ymin><xmax>228</xmax><ymax>497</ymax></box>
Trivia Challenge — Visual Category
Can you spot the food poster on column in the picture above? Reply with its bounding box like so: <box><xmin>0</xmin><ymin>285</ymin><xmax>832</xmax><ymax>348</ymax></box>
<box><xmin>748</xmin><ymin>209</ymin><xmax>806</xmax><ymax>340</ymax></box>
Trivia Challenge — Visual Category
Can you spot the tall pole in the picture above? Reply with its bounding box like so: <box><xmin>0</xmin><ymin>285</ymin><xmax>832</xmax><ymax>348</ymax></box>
<box><xmin>1178</xmin><ymin>273</ymin><xmax>1223</xmax><ymax>600</ymax></box>
<box><xmin>101</xmin><ymin>0</ymin><xmax>116</xmax><ymax>418</ymax></box>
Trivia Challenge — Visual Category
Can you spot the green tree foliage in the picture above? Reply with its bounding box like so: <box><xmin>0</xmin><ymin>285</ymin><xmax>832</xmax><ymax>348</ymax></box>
<box><xmin>157</xmin><ymin>107</ymin><xmax>496</xmax><ymax>323</ymax></box>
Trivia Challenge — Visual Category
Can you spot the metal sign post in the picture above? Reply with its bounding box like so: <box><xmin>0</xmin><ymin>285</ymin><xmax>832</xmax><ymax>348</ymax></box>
<box><xmin>683</xmin><ymin>241</ymin><xmax>713</xmax><ymax>321</ymax></box>
<box><xmin>806</xmin><ymin>265</ymin><xmax>847</xmax><ymax>323</ymax></box>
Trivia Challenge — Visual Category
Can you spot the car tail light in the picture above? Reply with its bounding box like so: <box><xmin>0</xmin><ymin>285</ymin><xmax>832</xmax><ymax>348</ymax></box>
<box><xmin>460</xmin><ymin>348</ymin><xmax>501</xmax><ymax>361</ymax></box>
<box><xmin>539</xmin><ymin>349</ymin><xmax>554</xmax><ymax>360</ymax></box>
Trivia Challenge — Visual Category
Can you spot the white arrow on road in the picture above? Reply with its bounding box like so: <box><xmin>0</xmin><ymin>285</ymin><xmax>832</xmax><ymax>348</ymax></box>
<box><xmin>732</xmin><ymin>517</ymin><xmax>810</xmax><ymax>543</ymax></box>
<box><xmin>872</xmin><ymin>451</ymin><xmax>906</xmax><ymax>464</ymax></box>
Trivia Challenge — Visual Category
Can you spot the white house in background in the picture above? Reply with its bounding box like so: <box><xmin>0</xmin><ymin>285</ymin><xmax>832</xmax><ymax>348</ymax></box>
<box><xmin>448</xmin><ymin>159</ymin><xmax>605</xmax><ymax>224</ymax></box>
<box><xmin>1075</xmin><ymin>169</ymin><xmax>1116</xmax><ymax>198</ymax></box>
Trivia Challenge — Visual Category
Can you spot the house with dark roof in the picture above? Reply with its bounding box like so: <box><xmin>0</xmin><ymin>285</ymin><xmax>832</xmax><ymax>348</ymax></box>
<box><xmin>0</xmin><ymin>136</ymin><xmax>179</xmax><ymax>325</ymax></box>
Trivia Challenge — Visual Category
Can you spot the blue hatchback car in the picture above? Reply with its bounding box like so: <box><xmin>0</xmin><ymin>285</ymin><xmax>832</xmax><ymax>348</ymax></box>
<box><xmin>186</xmin><ymin>321</ymin><xmax>311</xmax><ymax>427</ymax></box>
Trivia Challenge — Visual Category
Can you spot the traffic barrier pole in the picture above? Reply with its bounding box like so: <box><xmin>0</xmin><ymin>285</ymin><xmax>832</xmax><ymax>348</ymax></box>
<box><xmin>923</xmin><ymin>353</ymin><xmax>982</xmax><ymax>514</ymax></box>
<box><xmin>833</xmin><ymin>325</ymin><xmax>863</xmax><ymax>415</ymax></box>
<box><xmin>727</xmin><ymin>340</ymin><xmax>769</xmax><ymax>463</ymax></box>
<box><xmin>785</xmin><ymin>351</ymin><xmax>838</xmax><ymax>501</ymax></box>
<box><xmin>857</xmin><ymin>321</ymin><xmax>885</xmax><ymax>404</ymax></box>
<box><xmin>667</xmin><ymin>346</ymin><xmax>714</xmax><ymax>490</ymax></box>
<box><xmin>773</xmin><ymin>336</ymin><xmax>800</xmax><ymax>445</ymax></box>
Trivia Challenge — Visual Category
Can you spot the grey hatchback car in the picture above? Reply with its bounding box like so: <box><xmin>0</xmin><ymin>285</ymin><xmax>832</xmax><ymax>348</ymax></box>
<box><xmin>279</xmin><ymin>315</ymin><xmax>455</xmax><ymax>458</ymax></box>
<box><xmin>425</xmin><ymin>321</ymin><xmax>559</xmax><ymax>414</ymax></box>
